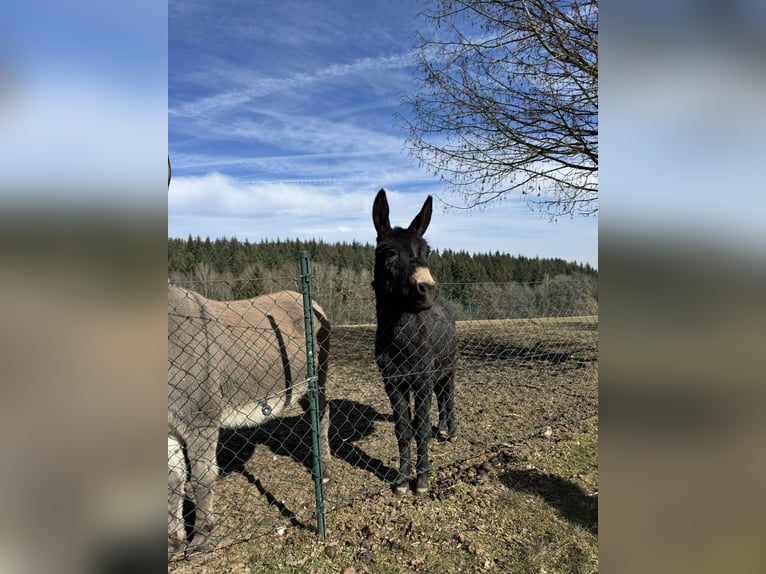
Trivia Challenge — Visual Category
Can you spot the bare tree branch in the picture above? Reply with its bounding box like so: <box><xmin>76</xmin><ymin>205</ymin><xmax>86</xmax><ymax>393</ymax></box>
<box><xmin>401</xmin><ymin>0</ymin><xmax>598</xmax><ymax>218</ymax></box>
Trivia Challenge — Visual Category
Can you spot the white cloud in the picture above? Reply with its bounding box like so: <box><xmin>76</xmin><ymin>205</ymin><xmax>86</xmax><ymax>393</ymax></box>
<box><xmin>170</xmin><ymin>173</ymin><xmax>369</xmax><ymax>217</ymax></box>
<box><xmin>170</xmin><ymin>52</ymin><xmax>414</xmax><ymax>120</ymax></box>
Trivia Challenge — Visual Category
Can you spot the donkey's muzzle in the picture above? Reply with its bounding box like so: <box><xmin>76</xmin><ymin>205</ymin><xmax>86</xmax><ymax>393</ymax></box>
<box><xmin>410</xmin><ymin>266</ymin><xmax>436</xmax><ymax>309</ymax></box>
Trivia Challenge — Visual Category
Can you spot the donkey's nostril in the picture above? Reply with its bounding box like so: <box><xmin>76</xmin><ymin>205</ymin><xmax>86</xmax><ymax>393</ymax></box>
<box><xmin>416</xmin><ymin>281</ymin><xmax>434</xmax><ymax>296</ymax></box>
<box><xmin>413</xmin><ymin>281</ymin><xmax>436</xmax><ymax>310</ymax></box>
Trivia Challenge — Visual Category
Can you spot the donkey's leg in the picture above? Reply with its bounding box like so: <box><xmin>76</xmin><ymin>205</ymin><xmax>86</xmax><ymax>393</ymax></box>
<box><xmin>168</xmin><ymin>437</ymin><xmax>186</xmax><ymax>557</ymax></box>
<box><xmin>435</xmin><ymin>377</ymin><xmax>450</xmax><ymax>440</ymax></box>
<box><xmin>385</xmin><ymin>380</ymin><xmax>413</xmax><ymax>495</ymax></box>
<box><xmin>435</xmin><ymin>373</ymin><xmax>458</xmax><ymax>441</ymax></box>
<box><xmin>168</xmin><ymin>472</ymin><xmax>185</xmax><ymax>557</ymax></box>
<box><xmin>445</xmin><ymin>373</ymin><xmax>458</xmax><ymax>440</ymax></box>
<box><xmin>185</xmin><ymin>427</ymin><xmax>219</xmax><ymax>557</ymax></box>
<box><xmin>413</xmin><ymin>380</ymin><xmax>434</xmax><ymax>496</ymax></box>
<box><xmin>314</xmin><ymin>307</ymin><xmax>333</xmax><ymax>483</ymax></box>
<box><xmin>318</xmin><ymin>392</ymin><xmax>332</xmax><ymax>483</ymax></box>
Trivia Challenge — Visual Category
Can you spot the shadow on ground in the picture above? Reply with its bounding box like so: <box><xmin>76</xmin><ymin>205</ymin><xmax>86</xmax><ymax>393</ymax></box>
<box><xmin>500</xmin><ymin>469</ymin><xmax>597</xmax><ymax>533</ymax></box>
<box><xmin>215</xmin><ymin>398</ymin><xmax>398</xmax><ymax>484</ymax></box>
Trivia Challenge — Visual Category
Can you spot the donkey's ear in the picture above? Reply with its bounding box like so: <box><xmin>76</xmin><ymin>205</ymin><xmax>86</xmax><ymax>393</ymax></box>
<box><xmin>372</xmin><ymin>189</ymin><xmax>391</xmax><ymax>235</ymax></box>
<box><xmin>408</xmin><ymin>195</ymin><xmax>433</xmax><ymax>237</ymax></box>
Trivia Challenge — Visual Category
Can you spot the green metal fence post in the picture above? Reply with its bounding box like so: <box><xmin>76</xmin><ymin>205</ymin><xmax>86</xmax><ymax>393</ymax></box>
<box><xmin>299</xmin><ymin>251</ymin><xmax>327</xmax><ymax>540</ymax></box>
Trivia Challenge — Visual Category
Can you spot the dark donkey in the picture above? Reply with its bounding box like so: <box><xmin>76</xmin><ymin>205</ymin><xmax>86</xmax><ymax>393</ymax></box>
<box><xmin>372</xmin><ymin>189</ymin><xmax>458</xmax><ymax>496</ymax></box>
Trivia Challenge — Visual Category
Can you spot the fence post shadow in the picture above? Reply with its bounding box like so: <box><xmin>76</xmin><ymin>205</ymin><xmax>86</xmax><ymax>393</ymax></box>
<box><xmin>236</xmin><ymin>470</ymin><xmax>308</xmax><ymax>530</ymax></box>
<box><xmin>500</xmin><ymin>468</ymin><xmax>598</xmax><ymax>533</ymax></box>
<box><xmin>216</xmin><ymin>427</ymin><xmax>311</xmax><ymax>530</ymax></box>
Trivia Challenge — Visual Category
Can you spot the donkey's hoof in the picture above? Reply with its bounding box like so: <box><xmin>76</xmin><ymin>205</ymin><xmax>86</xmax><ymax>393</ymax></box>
<box><xmin>415</xmin><ymin>476</ymin><xmax>429</xmax><ymax>496</ymax></box>
<box><xmin>393</xmin><ymin>482</ymin><xmax>409</xmax><ymax>496</ymax></box>
<box><xmin>168</xmin><ymin>539</ymin><xmax>183</xmax><ymax>560</ymax></box>
<box><xmin>438</xmin><ymin>428</ymin><xmax>458</xmax><ymax>442</ymax></box>
<box><xmin>185</xmin><ymin>533</ymin><xmax>212</xmax><ymax>560</ymax></box>
<box><xmin>438</xmin><ymin>432</ymin><xmax>454</xmax><ymax>442</ymax></box>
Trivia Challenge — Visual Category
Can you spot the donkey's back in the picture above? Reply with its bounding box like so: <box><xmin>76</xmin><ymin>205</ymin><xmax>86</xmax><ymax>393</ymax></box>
<box><xmin>168</xmin><ymin>286</ymin><xmax>327</xmax><ymax>426</ymax></box>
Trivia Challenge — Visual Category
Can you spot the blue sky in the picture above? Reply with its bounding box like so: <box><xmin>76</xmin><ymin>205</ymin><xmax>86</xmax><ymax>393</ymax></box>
<box><xmin>169</xmin><ymin>0</ymin><xmax>598</xmax><ymax>268</ymax></box>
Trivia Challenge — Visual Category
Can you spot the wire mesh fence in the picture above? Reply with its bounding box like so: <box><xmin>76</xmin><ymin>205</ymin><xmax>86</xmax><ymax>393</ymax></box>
<box><xmin>168</xmin><ymin>259</ymin><xmax>598</xmax><ymax>561</ymax></box>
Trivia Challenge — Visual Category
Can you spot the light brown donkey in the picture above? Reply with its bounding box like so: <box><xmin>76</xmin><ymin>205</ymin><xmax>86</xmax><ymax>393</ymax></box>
<box><xmin>167</xmin><ymin>286</ymin><xmax>332</xmax><ymax>558</ymax></box>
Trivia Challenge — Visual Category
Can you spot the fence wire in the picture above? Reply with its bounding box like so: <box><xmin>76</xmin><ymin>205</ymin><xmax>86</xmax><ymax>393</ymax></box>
<box><xmin>168</xmin><ymin>269</ymin><xmax>598</xmax><ymax>560</ymax></box>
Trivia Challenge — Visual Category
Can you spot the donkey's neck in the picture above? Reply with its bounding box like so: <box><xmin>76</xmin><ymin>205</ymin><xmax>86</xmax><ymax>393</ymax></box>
<box><xmin>374</xmin><ymin>298</ymin><xmax>429</xmax><ymax>330</ymax></box>
<box><xmin>375</xmin><ymin>294</ymin><xmax>408</xmax><ymax>318</ymax></box>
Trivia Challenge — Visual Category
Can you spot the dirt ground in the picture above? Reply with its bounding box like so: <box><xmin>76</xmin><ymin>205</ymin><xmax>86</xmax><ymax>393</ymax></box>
<box><xmin>169</xmin><ymin>317</ymin><xmax>598</xmax><ymax>572</ymax></box>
